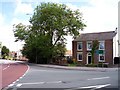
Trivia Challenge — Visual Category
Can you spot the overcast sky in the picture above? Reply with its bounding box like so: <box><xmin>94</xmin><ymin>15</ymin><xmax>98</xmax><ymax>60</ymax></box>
<box><xmin>0</xmin><ymin>0</ymin><xmax>119</xmax><ymax>51</ymax></box>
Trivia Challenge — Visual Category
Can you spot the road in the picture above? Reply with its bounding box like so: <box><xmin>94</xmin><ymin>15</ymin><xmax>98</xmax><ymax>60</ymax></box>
<box><xmin>4</xmin><ymin>63</ymin><xmax>119</xmax><ymax>90</ymax></box>
<box><xmin>0</xmin><ymin>59</ymin><xmax>28</xmax><ymax>90</ymax></box>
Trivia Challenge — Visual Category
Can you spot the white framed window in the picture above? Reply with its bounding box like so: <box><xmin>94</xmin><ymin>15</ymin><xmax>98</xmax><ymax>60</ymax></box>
<box><xmin>77</xmin><ymin>52</ymin><xmax>82</xmax><ymax>61</ymax></box>
<box><xmin>77</xmin><ymin>42</ymin><xmax>82</xmax><ymax>51</ymax></box>
<box><xmin>99</xmin><ymin>41</ymin><xmax>105</xmax><ymax>50</ymax></box>
<box><xmin>99</xmin><ymin>54</ymin><xmax>105</xmax><ymax>62</ymax></box>
<box><xmin>87</xmin><ymin>41</ymin><xmax>92</xmax><ymax>50</ymax></box>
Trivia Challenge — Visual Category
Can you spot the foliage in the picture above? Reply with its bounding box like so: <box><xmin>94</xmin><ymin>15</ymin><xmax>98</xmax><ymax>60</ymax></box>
<box><xmin>98</xmin><ymin>62</ymin><xmax>108</xmax><ymax>68</ymax></box>
<box><xmin>1</xmin><ymin>46</ymin><xmax>9</xmax><ymax>59</ymax></box>
<box><xmin>91</xmin><ymin>40</ymin><xmax>99</xmax><ymax>64</ymax></box>
<box><xmin>13</xmin><ymin>2</ymin><xmax>86</xmax><ymax>64</ymax></box>
<box><xmin>85</xmin><ymin>64</ymin><xmax>97</xmax><ymax>67</ymax></box>
<box><xmin>68</xmin><ymin>63</ymin><xmax>77</xmax><ymax>67</ymax></box>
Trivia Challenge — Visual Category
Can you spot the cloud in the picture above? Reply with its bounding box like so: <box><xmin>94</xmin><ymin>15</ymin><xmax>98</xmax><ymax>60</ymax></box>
<box><xmin>0</xmin><ymin>13</ymin><xmax>4</xmax><ymax>25</ymax></box>
<box><xmin>66</xmin><ymin>3</ymin><xmax>79</xmax><ymax>10</ymax></box>
<box><xmin>65</xmin><ymin>0</ymin><xmax>118</xmax><ymax>33</ymax></box>
<box><xmin>78</xmin><ymin>0</ymin><xmax>118</xmax><ymax>33</ymax></box>
<box><xmin>0</xmin><ymin>0</ymin><xmax>118</xmax><ymax>51</ymax></box>
<box><xmin>11</xmin><ymin>18</ymin><xmax>30</xmax><ymax>25</ymax></box>
<box><xmin>64</xmin><ymin>0</ymin><xmax>118</xmax><ymax>50</ymax></box>
<box><xmin>0</xmin><ymin>24</ymin><xmax>25</xmax><ymax>51</ymax></box>
<box><xmin>14</xmin><ymin>0</ymin><xmax>33</xmax><ymax>15</ymax></box>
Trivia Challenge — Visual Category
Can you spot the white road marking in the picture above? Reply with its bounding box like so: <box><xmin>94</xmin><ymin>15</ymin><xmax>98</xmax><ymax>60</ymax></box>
<box><xmin>80</xmin><ymin>84</ymin><xmax>111</xmax><ymax>89</ymax></box>
<box><xmin>96</xmin><ymin>84</ymin><xmax>111</xmax><ymax>89</ymax></box>
<box><xmin>46</xmin><ymin>81</ymin><xmax>62</xmax><ymax>84</ymax></box>
<box><xmin>16</xmin><ymin>79</ymin><xmax>19</xmax><ymax>82</ymax></box>
<box><xmin>3</xmin><ymin>64</ymin><xmax>10</xmax><ymax>70</ymax></box>
<box><xmin>66</xmin><ymin>84</ymin><xmax>111</xmax><ymax>90</ymax></box>
<box><xmin>8</xmin><ymin>84</ymin><xmax>14</xmax><ymax>87</ymax></box>
<box><xmin>16</xmin><ymin>84</ymin><xmax>22</xmax><ymax>87</ymax></box>
<box><xmin>22</xmin><ymin>82</ymin><xmax>45</xmax><ymax>85</ymax></box>
<box><xmin>87</xmin><ymin>77</ymin><xmax>110</xmax><ymax>80</ymax></box>
<box><xmin>15</xmin><ymin>80</ymin><xmax>62</xmax><ymax>87</ymax></box>
<box><xmin>7</xmin><ymin>64</ymin><xmax>30</xmax><ymax>88</ymax></box>
<box><xmin>12</xmin><ymin>82</ymin><xmax>16</xmax><ymax>84</ymax></box>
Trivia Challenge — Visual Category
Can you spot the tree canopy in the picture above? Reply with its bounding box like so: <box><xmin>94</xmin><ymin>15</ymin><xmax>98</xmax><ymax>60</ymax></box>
<box><xmin>1</xmin><ymin>46</ymin><xmax>9</xmax><ymax>59</ymax></box>
<box><xmin>91</xmin><ymin>40</ymin><xmax>99</xmax><ymax>64</ymax></box>
<box><xmin>13</xmin><ymin>2</ymin><xmax>86</xmax><ymax>64</ymax></box>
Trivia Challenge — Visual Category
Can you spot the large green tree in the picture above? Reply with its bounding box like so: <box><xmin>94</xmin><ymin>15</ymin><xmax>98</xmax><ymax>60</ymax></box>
<box><xmin>1</xmin><ymin>46</ymin><xmax>9</xmax><ymax>59</ymax></box>
<box><xmin>13</xmin><ymin>2</ymin><xmax>86</xmax><ymax>64</ymax></box>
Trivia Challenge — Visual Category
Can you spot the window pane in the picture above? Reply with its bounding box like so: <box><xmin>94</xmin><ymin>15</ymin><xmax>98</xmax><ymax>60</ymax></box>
<box><xmin>77</xmin><ymin>42</ymin><xmax>82</xmax><ymax>50</ymax></box>
<box><xmin>87</xmin><ymin>42</ymin><xmax>92</xmax><ymax>50</ymax></box>
<box><xmin>100</xmin><ymin>55</ymin><xmax>104</xmax><ymax>60</ymax></box>
<box><xmin>99</xmin><ymin>54</ymin><xmax>105</xmax><ymax>62</ymax></box>
<box><xmin>99</xmin><ymin>42</ymin><xmax>104</xmax><ymax>49</ymax></box>
<box><xmin>77</xmin><ymin>53</ymin><xmax>82</xmax><ymax>61</ymax></box>
<box><xmin>79</xmin><ymin>54</ymin><xmax>82</xmax><ymax>60</ymax></box>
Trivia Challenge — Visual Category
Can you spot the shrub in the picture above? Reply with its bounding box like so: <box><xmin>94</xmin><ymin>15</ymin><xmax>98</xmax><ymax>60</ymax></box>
<box><xmin>85</xmin><ymin>64</ymin><xmax>97</xmax><ymax>67</ymax></box>
<box><xmin>98</xmin><ymin>62</ymin><xmax>108</xmax><ymax>68</ymax></box>
<box><xmin>68</xmin><ymin>63</ymin><xmax>77</xmax><ymax>67</ymax></box>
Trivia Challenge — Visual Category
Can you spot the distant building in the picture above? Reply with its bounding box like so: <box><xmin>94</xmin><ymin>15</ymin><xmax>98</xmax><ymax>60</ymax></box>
<box><xmin>72</xmin><ymin>31</ymin><xmax>116</xmax><ymax>66</ymax></box>
<box><xmin>8</xmin><ymin>51</ymin><xmax>28</xmax><ymax>61</ymax></box>
<box><xmin>65</xmin><ymin>50</ymin><xmax>72</xmax><ymax>57</ymax></box>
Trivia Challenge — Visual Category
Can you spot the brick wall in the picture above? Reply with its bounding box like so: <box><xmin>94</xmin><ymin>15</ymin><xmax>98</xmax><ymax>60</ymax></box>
<box><xmin>72</xmin><ymin>41</ymin><xmax>77</xmax><ymax>60</ymax></box>
<box><xmin>72</xmin><ymin>39</ymin><xmax>114</xmax><ymax>66</ymax></box>
<box><xmin>105</xmin><ymin>39</ymin><xmax>113</xmax><ymax>65</ymax></box>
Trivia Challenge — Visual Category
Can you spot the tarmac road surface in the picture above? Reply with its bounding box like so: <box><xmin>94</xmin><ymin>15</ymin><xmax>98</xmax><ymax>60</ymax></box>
<box><xmin>0</xmin><ymin>59</ymin><xmax>28</xmax><ymax>89</ymax></box>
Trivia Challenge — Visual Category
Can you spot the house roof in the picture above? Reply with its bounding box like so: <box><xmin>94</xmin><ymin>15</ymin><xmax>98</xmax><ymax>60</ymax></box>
<box><xmin>73</xmin><ymin>31</ymin><xmax>116</xmax><ymax>41</ymax></box>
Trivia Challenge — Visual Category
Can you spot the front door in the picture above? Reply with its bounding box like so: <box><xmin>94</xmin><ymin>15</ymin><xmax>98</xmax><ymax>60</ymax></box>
<box><xmin>87</xmin><ymin>53</ymin><xmax>92</xmax><ymax>64</ymax></box>
<box><xmin>88</xmin><ymin>56</ymin><xmax>92</xmax><ymax>64</ymax></box>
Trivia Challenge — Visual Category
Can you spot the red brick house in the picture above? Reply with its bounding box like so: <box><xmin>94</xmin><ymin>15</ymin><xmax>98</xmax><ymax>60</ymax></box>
<box><xmin>72</xmin><ymin>31</ymin><xmax>116</xmax><ymax>66</ymax></box>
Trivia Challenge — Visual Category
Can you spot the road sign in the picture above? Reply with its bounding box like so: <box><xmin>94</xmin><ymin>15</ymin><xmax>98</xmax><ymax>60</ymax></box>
<box><xmin>95</xmin><ymin>50</ymin><xmax>104</xmax><ymax>54</ymax></box>
<box><xmin>99</xmin><ymin>50</ymin><xmax>104</xmax><ymax>54</ymax></box>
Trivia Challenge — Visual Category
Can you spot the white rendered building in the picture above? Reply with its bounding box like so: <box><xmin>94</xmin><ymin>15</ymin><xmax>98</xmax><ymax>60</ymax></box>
<box><xmin>118</xmin><ymin>1</ymin><xmax>120</xmax><ymax>57</ymax></box>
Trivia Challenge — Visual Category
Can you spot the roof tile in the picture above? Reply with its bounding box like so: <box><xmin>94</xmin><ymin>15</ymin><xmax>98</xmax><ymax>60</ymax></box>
<box><xmin>73</xmin><ymin>31</ymin><xmax>116</xmax><ymax>41</ymax></box>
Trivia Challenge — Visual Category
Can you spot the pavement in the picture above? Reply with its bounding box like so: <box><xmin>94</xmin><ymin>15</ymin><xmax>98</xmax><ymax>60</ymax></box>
<box><xmin>0</xmin><ymin>59</ymin><xmax>118</xmax><ymax>72</ymax></box>
<box><xmin>28</xmin><ymin>63</ymin><xmax>119</xmax><ymax>72</ymax></box>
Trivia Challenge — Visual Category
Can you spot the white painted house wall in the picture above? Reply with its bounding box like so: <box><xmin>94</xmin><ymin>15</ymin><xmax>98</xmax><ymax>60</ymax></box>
<box><xmin>113</xmin><ymin>30</ymin><xmax>118</xmax><ymax>58</ymax></box>
<box><xmin>118</xmin><ymin>1</ymin><xmax>120</xmax><ymax>57</ymax></box>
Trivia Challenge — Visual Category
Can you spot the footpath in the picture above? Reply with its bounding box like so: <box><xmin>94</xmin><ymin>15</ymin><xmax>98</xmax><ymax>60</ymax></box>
<box><xmin>28</xmin><ymin>63</ymin><xmax>119</xmax><ymax>72</ymax></box>
<box><xmin>0</xmin><ymin>59</ymin><xmax>118</xmax><ymax>72</ymax></box>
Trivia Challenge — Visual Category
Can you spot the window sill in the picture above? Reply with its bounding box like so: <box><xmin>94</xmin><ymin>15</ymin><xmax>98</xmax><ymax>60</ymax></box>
<box><xmin>99</xmin><ymin>60</ymin><xmax>105</xmax><ymax>62</ymax></box>
<box><xmin>77</xmin><ymin>50</ymin><xmax>83</xmax><ymax>51</ymax></box>
<box><xmin>77</xmin><ymin>60</ymin><xmax>82</xmax><ymax>61</ymax></box>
